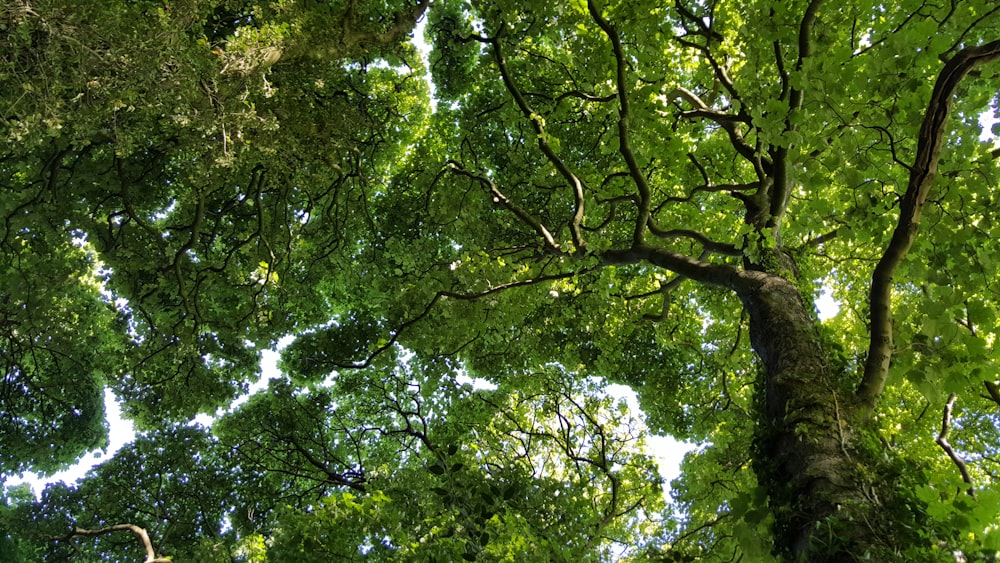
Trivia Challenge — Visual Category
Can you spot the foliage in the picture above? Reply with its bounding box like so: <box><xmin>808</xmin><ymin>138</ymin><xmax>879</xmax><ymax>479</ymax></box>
<box><xmin>3</xmin><ymin>0</ymin><xmax>1000</xmax><ymax>561</ymax></box>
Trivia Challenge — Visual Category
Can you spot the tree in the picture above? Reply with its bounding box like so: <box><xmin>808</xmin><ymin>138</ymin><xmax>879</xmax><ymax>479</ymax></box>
<box><xmin>3</xmin><ymin>0</ymin><xmax>1000</xmax><ymax>560</ymax></box>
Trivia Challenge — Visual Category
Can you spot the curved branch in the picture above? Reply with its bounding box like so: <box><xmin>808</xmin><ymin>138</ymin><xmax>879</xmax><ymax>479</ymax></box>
<box><xmin>800</xmin><ymin>228</ymin><xmax>839</xmax><ymax>248</ymax></box>
<box><xmin>584</xmin><ymin>192</ymin><xmax>635</xmax><ymax>233</ymax></box>
<box><xmin>326</xmin><ymin>266</ymin><xmax>586</xmax><ymax>371</ymax></box>
<box><xmin>448</xmin><ymin>162</ymin><xmax>562</xmax><ymax>253</ymax></box>
<box><xmin>945</xmin><ymin>4</ymin><xmax>1000</xmax><ymax>59</ymax></box>
<box><xmin>56</xmin><ymin>525</ymin><xmax>171</xmax><ymax>563</ymax></box>
<box><xmin>769</xmin><ymin>0</ymin><xmax>825</xmax><ymax>232</ymax></box>
<box><xmin>588</xmin><ymin>0</ymin><xmax>652</xmax><ymax>247</ymax></box>
<box><xmin>555</xmin><ymin>90</ymin><xmax>617</xmax><ymax>104</ymax></box>
<box><xmin>857</xmin><ymin>39</ymin><xmax>1000</xmax><ymax>417</ymax></box>
<box><xmin>485</xmin><ymin>34</ymin><xmax>587</xmax><ymax>251</ymax></box>
<box><xmin>665</xmin><ymin>87</ymin><xmax>764</xmax><ymax>175</ymax></box>
<box><xmin>286</xmin><ymin>432</ymin><xmax>367</xmax><ymax>492</ymax></box>
<box><xmin>116</xmin><ymin>158</ymin><xmax>167</xmax><ymax>254</ymax></box>
<box><xmin>674</xmin><ymin>1</ymin><xmax>723</xmax><ymax>43</ymax></box>
<box><xmin>440</xmin><ymin>269</ymin><xmax>586</xmax><ymax>301</ymax></box>
<box><xmin>672</xmin><ymin>1</ymin><xmax>742</xmax><ymax>109</ymax></box>
<box><xmin>652</xmin><ymin>181</ymin><xmax>760</xmax><ymax>215</ymax></box>
<box><xmin>645</xmin><ymin>223</ymin><xmax>741</xmax><ymax>256</ymax></box>
<box><xmin>171</xmin><ymin>189</ymin><xmax>206</xmax><ymax>317</ymax></box>
<box><xmin>851</xmin><ymin>8</ymin><xmax>924</xmax><ymax>59</ymax></box>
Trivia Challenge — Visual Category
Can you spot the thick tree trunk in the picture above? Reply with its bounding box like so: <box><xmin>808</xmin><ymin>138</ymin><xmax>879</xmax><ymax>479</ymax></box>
<box><xmin>736</xmin><ymin>271</ymin><xmax>877</xmax><ymax>560</ymax></box>
<box><xmin>604</xmin><ymin>248</ymin><xmax>895</xmax><ymax>558</ymax></box>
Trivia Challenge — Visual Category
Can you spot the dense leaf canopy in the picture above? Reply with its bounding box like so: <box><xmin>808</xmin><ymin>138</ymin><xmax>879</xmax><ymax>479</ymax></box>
<box><xmin>3</xmin><ymin>0</ymin><xmax>1000</xmax><ymax>561</ymax></box>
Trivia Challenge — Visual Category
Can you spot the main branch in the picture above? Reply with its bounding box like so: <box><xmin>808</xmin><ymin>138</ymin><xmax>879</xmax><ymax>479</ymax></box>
<box><xmin>601</xmin><ymin>244</ymin><xmax>739</xmax><ymax>289</ymax></box>
<box><xmin>858</xmin><ymin>39</ymin><xmax>1000</xmax><ymax>417</ymax></box>
<box><xmin>768</xmin><ymin>0</ymin><xmax>825</xmax><ymax>233</ymax></box>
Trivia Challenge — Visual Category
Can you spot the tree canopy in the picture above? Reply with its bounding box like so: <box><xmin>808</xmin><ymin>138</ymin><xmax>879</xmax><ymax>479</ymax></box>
<box><xmin>3</xmin><ymin>0</ymin><xmax>1000</xmax><ymax>560</ymax></box>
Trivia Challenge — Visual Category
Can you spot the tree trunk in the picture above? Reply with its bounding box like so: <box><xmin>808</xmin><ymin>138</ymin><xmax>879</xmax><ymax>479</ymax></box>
<box><xmin>736</xmin><ymin>270</ymin><xmax>879</xmax><ymax>560</ymax></box>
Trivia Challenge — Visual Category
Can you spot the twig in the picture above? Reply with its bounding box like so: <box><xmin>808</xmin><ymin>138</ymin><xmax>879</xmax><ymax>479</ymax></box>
<box><xmin>936</xmin><ymin>393</ymin><xmax>976</xmax><ymax>498</ymax></box>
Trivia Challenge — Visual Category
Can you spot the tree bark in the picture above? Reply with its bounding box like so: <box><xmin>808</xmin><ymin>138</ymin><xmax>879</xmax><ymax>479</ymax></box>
<box><xmin>735</xmin><ymin>271</ymin><xmax>876</xmax><ymax>560</ymax></box>
<box><xmin>603</xmin><ymin>247</ymin><xmax>882</xmax><ymax>557</ymax></box>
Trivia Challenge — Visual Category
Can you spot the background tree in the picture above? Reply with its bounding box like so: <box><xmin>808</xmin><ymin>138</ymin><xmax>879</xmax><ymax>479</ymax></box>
<box><xmin>3</xmin><ymin>0</ymin><xmax>1000</xmax><ymax>561</ymax></box>
<box><xmin>1</xmin><ymin>0</ymin><xmax>431</xmax><ymax>453</ymax></box>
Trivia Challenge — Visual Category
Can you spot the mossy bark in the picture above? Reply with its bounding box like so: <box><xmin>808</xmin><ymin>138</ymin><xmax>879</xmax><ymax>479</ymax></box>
<box><xmin>736</xmin><ymin>271</ymin><xmax>882</xmax><ymax>561</ymax></box>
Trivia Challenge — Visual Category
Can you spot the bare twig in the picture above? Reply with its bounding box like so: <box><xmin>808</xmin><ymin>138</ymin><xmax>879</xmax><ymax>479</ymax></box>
<box><xmin>935</xmin><ymin>394</ymin><xmax>976</xmax><ymax>498</ymax></box>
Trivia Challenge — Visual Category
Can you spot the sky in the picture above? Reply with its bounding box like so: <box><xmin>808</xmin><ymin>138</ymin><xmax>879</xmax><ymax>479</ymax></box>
<box><xmin>3</xmin><ymin>346</ymin><xmax>287</xmax><ymax>495</ymax></box>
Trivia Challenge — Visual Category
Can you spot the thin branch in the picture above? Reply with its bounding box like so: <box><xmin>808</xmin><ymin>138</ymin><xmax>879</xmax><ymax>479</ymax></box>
<box><xmin>481</xmin><ymin>33</ymin><xmax>588</xmax><ymax>252</ymax></box>
<box><xmin>645</xmin><ymin>223</ymin><xmax>741</xmax><ymax>256</ymax></box>
<box><xmin>672</xmin><ymin>511</ymin><xmax>732</xmax><ymax>545</ymax></box>
<box><xmin>440</xmin><ymin>269</ymin><xmax>585</xmax><ymax>301</ymax></box>
<box><xmin>936</xmin><ymin>394</ymin><xmax>976</xmax><ymax>498</ymax></box>
<box><xmin>448</xmin><ymin>162</ymin><xmax>562</xmax><ymax>253</ymax></box>
<box><xmin>671</xmin><ymin>1</ymin><xmax>743</xmax><ymax>111</ymax></box>
<box><xmin>857</xmin><ymin>123</ymin><xmax>913</xmax><ymax>171</ymax></box>
<box><xmin>584</xmin><ymin>192</ymin><xmax>633</xmax><ymax>232</ymax></box>
<box><xmin>321</xmin><ymin>266</ymin><xmax>585</xmax><ymax>371</ymax></box>
<box><xmin>945</xmin><ymin>5</ymin><xmax>1000</xmax><ymax>59</ymax></box>
<box><xmin>652</xmin><ymin>182</ymin><xmax>760</xmax><ymax>214</ymax></box>
<box><xmin>673</xmin><ymin>1</ymin><xmax>723</xmax><ymax>43</ymax></box>
<box><xmin>287</xmin><ymin>433</ymin><xmax>366</xmax><ymax>492</ymax></box>
<box><xmin>800</xmin><ymin>228</ymin><xmax>839</xmax><ymax>248</ymax></box>
<box><xmin>851</xmin><ymin>8</ymin><xmax>924</xmax><ymax>58</ymax></box>
<box><xmin>687</xmin><ymin>152</ymin><xmax>710</xmax><ymax>185</ymax></box>
<box><xmin>664</xmin><ymin>87</ymin><xmax>762</xmax><ymax>170</ymax></box>
<box><xmin>857</xmin><ymin>39</ymin><xmax>1000</xmax><ymax>417</ymax></box>
<box><xmin>555</xmin><ymin>90</ymin><xmax>617</xmax><ymax>104</ymax></box>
